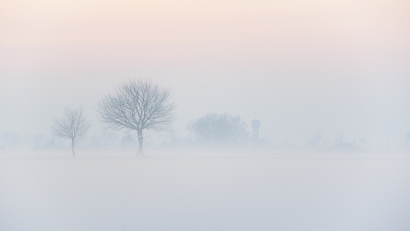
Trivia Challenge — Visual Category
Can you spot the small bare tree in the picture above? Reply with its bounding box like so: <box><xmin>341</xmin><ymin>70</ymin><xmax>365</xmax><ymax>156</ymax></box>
<box><xmin>52</xmin><ymin>107</ymin><xmax>90</xmax><ymax>157</ymax></box>
<box><xmin>97</xmin><ymin>79</ymin><xmax>175</xmax><ymax>155</ymax></box>
<box><xmin>335</xmin><ymin>132</ymin><xmax>345</xmax><ymax>145</ymax></box>
<box><xmin>406</xmin><ymin>132</ymin><xmax>410</xmax><ymax>148</ymax></box>
<box><xmin>308</xmin><ymin>132</ymin><xmax>322</xmax><ymax>147</ymax></box>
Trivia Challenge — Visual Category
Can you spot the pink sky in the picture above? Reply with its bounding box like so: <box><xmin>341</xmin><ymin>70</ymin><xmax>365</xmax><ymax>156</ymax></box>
<box><xmin>1</xmin><ymin>0</ymin><xmax>409</xmax><ymax>67</ymax></box>
<box><xmin>0</xmin><ymin>0</ymin><xmax>409</xmax><ymax>145</ymax></box>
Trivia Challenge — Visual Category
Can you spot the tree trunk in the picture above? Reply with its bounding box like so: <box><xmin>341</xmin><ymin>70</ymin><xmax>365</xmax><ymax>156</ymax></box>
<box><xmin>137</xmin><ymin>130</ymin><xmax>143</xmax><ymax>156</ymax></box>
<box><xmin>71</xmin><ymin>138</ymin><xmax>75</xmax><ymax>157</ymax></box>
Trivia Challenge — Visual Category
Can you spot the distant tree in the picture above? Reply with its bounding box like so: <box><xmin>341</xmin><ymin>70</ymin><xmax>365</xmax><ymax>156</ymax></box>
<box><xmin>31</xmin><ymin>134</ymin><xmax>48</xmax><ymax>149</ymax></box>
<box><xmin>187</xmin><ymin>113</ymin><xmax>249</xmax><ymax>146</ymax></box>
<box><xmin>52</xmin><ymin>107</ymin><xmax>90</xmax><ymax>157</ymax></box>
<box><xmin>97</xmin><ymin>79</ymin><xmax>175</xmax><ymax>155</ymax></box>
<box><xmin>90</xmin><ymin>132</ymin><xmax>118</xmax><ymax>149</ymax></box>
<box><xmin>335</xmin><ymin>132</ymin><xmax>345</xmax><ymax>145</ymax></box>
<box><xmin>406</xmin><ymin>132</ymin><xmax>410</xmax><ymax>147</ymax></box>
<box><xmin>121</xmin><ymin>133</ymin><xmax>138</xmax><ymax>149</ymax></box>
<box><xmin>0</xmin><ymin>132</ymin><xmax>23</xmax><ymax>148</ymax></box>
<box><xmin>308</xmin><ymin>132</ymin><xmax>322</xmax><ymax>146</ymax></box>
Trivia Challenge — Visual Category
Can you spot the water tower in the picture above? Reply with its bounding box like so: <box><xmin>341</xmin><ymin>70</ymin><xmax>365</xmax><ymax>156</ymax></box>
<box><xmin>251</xmin><ymin>119</ymin><xmax>260</xmax><ymax>142</ymax></box>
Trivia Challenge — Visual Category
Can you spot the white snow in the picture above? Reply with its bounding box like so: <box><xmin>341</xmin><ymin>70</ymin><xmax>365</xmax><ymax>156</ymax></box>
<box><xmin>0</xmin><ymin>154</ymin><xmax>409</xmax><ymax>231</ymax></box>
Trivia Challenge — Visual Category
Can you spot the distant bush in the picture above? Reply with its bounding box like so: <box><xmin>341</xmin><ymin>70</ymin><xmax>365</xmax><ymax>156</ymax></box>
<box><xmin>187</xmin><ymin>113</ymin><xmax>249</xmax><ymax>146</ymax></box>
<box><xmin>0</xmin><ymin>132</ymin><xmax>24</xmax><ymax>148</ymax></box>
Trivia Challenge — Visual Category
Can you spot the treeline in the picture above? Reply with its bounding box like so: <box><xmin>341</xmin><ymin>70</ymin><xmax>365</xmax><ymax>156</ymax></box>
<box><xmin>1</xmin><ymin>78</ymin><xmax>410</xmax><ymax>155</ymax></box>
<box><xmin>0</xmin><ymin>79</ymin><xmax>261</xmax><ymax>156</ymax></box>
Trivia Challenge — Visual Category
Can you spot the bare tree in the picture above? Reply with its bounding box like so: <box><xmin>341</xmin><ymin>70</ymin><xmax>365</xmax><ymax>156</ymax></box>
<box><xmin>187</xmin><ymin>113</ymin><xmax>249</xmax><ymax>146</ymax></box>
<box><xmin>97</xmin><ymin>79</ymin><xmax>175</xmax><ymax>155</ymax></box>
<box><xmin>308</xmin><ymin>132</ymin><xmax>322</xmax><ymax>146</ymax></box>
<box><xmin>335</xmin><ymin>132</ymin><xmax>345</xmax><ymax>145</ymax></box>
<box><xmin>406</xmin><ymin>132</ymin><xmax>410</xmax><ymax>147</ymax></box>
<box><xmin>52</xmin><ymin>107</ymin><xmax>90</xmax><ymax>157</ymax></box>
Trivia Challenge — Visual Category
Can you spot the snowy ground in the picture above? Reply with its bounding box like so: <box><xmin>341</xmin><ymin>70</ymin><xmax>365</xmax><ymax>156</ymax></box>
<box><xmin>0</xmin><ymin>153</ymin><xmax>410</xmax><ymax>231</ymax></box>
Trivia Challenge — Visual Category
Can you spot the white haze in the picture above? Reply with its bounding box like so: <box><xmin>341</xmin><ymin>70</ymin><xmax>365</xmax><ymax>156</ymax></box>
<box><xmin>0</xmin><ymin>67</ymin><xmax>409</xmax><ymax>148</ymax></box>
<box><xmin>1</xmin><ymin>156</ymin><xmax>410</xmax><ymax>231</ymax></box>
<box><xmin>1</xmin><ymin>1</ymin><xmax>410</xmax><ymax>148</ymax></box>
<box><xmin>1</xmin><ymin>0</ymin><xmax>410</xmax><ymax>230</ymax></box>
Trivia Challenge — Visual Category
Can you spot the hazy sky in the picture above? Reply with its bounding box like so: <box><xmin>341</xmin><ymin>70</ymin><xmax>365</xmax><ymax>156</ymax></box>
<box><xmin>1</xmin><ymin>0</ymin><xmax>409</xmax><ymax>146</ymax></box>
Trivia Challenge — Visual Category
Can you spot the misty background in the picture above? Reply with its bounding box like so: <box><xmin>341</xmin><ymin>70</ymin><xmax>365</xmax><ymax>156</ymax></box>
<box><xmin>1</xmin><ymin>0</ymin><xmax>410</xmax><ymax>151</ymax></box>
<box><xmin>1</xmin><ymin>1</ymin><xmax>410</xmax><ymax>231</ymax></box>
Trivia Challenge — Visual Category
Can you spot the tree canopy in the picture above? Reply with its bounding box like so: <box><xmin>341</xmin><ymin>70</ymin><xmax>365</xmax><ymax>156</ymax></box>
<box><xmin>51</xmin><ymin>107</ymin><xmax>90</xmax><ymax>157</ymax></box>
<box><xmin>187</xmin><ymin>113</ymin><xmax>249</xmax><ymax>146</ymax></box>
<box><xmin>97</xmin><ymin>79</ymin><xmax>175</xmax><ymax>155</ymax></box>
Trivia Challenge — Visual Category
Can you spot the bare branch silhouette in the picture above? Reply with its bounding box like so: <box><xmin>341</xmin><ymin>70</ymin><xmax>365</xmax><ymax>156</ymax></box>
<box><xmin>97</xmin><ymin>79</ymin><xmax>175</xmax><ymax>155</ymax></box>
<box><xmin>52</xmin><ymin>107</ymin><xmax>90</xmax><ymax>157</ymax></box>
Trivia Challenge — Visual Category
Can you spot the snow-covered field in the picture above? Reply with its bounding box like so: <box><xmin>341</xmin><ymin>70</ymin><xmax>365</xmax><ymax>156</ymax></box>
<box><xmin>1</xmin><ymin>154</ymin><xmax>409</xmax><ymax>231</ymax></box>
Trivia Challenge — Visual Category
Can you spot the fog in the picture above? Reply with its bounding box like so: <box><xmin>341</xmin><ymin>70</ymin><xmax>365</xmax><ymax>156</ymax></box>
<box><xmin>1</xmin><ymin>0</ymin><xmax>410</xmax><ymax>230</ymax></box>
<box><xmin>1</xmin><ymin>0</ymin><xmax>410</xmax><ymax>148</ymax></box>
<box><xmin>1</xmin><ymin>157</ymin><xmax>410</xmax><ymax>231</ymax></box>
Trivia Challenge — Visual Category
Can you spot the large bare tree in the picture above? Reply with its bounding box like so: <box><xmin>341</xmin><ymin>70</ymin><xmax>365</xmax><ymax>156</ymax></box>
<box><xmin>52</xmin><ymin>107</ymin><xmax>90</xmax><ymax>157</ymax></box>
<box><xmin>97</xmin><ymin>79</ymin><xmax>175</xmax><ymax>155</ymax></box>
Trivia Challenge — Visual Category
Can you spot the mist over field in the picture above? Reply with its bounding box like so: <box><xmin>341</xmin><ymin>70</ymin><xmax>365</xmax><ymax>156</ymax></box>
<box><xmin>1</xmin><ymin>0</ymin><xmax>410</xmax><ymax>230</ymax></box>
<box><xmin>1</xmin><ymin>0</ymin><xmax>410</xmax><ymax>149</ymax></box>
<box><xmin>1</xmin><ymin>156</ymin><xmax>410</xmax><ymax>231</ymax></box>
